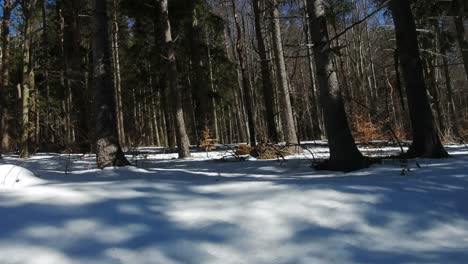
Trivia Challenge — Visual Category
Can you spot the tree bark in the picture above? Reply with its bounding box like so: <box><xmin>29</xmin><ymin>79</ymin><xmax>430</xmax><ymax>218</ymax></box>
<box><xmin>189</xmin><ymin>1</ymin><xmax>213</xmax><ymax>143</ymax></box>
<box><xmin>0</xmin><ymin>0</ymin><xmax>18</xmax><ymax>155</ymax></box>
<box><xmin>92</xmin><ymin>0</ymin><xmax>130</xmax><ymax>168</ymax></box>
<box><xmin>389</xmin><ymin>0</ymin><xmax>448</xmax><ymax>158</ymax></box>
<box><xmin>302</xmin><ymin>0</ymin><xmax>322</xmax><ymax>139</ymax></box>
<box><xmin>454</xmin><ymin>16</ymin><xmax>468</xmax><ymax>81</ymax></box>
<box><xmin>20</xmin><ymin>0</ymin><xmax>38</xmax><ymax>158</ymax></box>
<box><xmin>156</xmin><ymin>0</ymin><xmax>191</xmax><ymax>158</ymax></box>
<box><xmin>270</xmin><ymin>0</ymin><xmax>298</xmax><ymax>147</ymax></box>
<box><xmin>231</xmin><ymin>0</ymin><xmax>257</xmax><ymax>147</ymax></box>
<box><xmin>252</xmin><ymin>0</ymin><xmax>278</xmax><ymax>143</ymax></box>
<box><xmin>306</xmin><ymin>0</ymin><xmax>367</xmax><ymax>171</ymax></box>
<box><xmin>62</xmin><ymin>0</ymin><xmax>89</xmax><ymax>150</ymax></box>
<box><xmin>41</xmin><ymin>0</ymin><xmax>52</xmax><ymax>149</ymax></box>
<box><xmin>111</xmin><ymin>0</ymin><xmax>126</xmax><ymax>146</ymax></box>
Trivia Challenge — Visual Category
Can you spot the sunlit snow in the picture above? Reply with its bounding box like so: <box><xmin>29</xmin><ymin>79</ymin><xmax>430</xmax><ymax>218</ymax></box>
<box><xmin>0</xmin><ymin>145</ymin><xmax>467</xmax><ymax>263</ymax></box>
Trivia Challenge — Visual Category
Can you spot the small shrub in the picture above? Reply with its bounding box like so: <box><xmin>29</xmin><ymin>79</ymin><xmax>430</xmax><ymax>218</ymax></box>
<box><xmin>352</xmin><ymin>114</ymin><xmax>384</xmax><ymax>144</ymax></box>
<box><xmin>199</xmin><ymin>127</ymin><xmax>216</xmax><ymax>152</ymax></box>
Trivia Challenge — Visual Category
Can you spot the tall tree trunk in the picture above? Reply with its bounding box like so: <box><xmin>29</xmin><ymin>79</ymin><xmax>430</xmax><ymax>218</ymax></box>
<box><xmin>189</xmin><ymin>1</ymin><xmax>213</xmax><ymax>142</ymax></box>
<box><xmin>0</xmin><ymin>0</ymin><xmax>18</xmax><ymax>155</ymax></box>
<box><xmin>92</xmin><ymin>0</ymin><xmax>130</xmax><ymax>168</ymax></box>
<box><xmin>206</xmin><ymin>32</ymin><xmax>219</xmax><ymax>142</ymax></box>
<box><xmin>152</xmin><ymin>15</ymin><xmax>176</xmax><ymax>148</ymax></box>
<box><xmin>389</xmin><ymin>0</ymin><xmax>448</xmax><ymax>158</ymax></box>
<box><xmin>454</xmin><ymin>16</ymin><xmax>468</xmax><ymax>81</ymax></box>
<box><xmin>57</xmin><ymin>2</ymin><xmax>73</xmax><ymax>146</ymax></box>
<box><xmin>111</xmin><ymin>0</ymin><xmax>125</xmax><ymax>146</ymax></box>
<box><xmin>63</xmin><ymin>0</ymin><xmax>88</xmax><ymax>150</ymax></box>
<box><xmin>252</xmin><ymin>0</ymin><xmax>278</xmax><ymax>142</ymax></box>
<box><xmin>41</xmin><ymin>0</ymin><xmax>52</xmax><ymax>149</ymax></box>
<box><xmin>20</xmin><ymin>0</ymin><xmax>38</xmax><ymax>158</ymax></box>
<box><xmin>270</xmin><ymin>0</ymin><xmax>298</xmax><ymax>147</ymax></box>
<box><xmin>160</xmin><ymin>76</ymin><xmax>176</xmax><ymax>148</ymax></box>
<box><xmin>442</xmin><ymin>53</ymin><xmax>461</xmax><ymax>140</ymax></box>
<box><xmin>302</xmin><ymin>0</ymin><xmax>323</xmax><ymax>139</ymax></box>
<box><xmin>156</xmin><ymin>0</ymin><xmax>191</xmax><ymax>158</ymax></box>
<box><xmin>231</xmin><ymin>0</ymin><xmax>257</xmax><ymax>146</ymax></box>
<box><xmin>306</xmin><ymin>0</ymin><xmax>367</xmax><ymax>171</ymax></box>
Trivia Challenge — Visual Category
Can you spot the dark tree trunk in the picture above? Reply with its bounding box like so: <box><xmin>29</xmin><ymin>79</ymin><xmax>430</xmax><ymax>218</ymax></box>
<box><xmin>156</xmin><ymin>0</ymin><xmax>191</xmax><ymax>158</ymax></box>
<box><xmin>20</xmin><ymin>0</ymin><xmax>38</xmax><ymax>159</ymax></box>
<box><xmin>454</xmin><ymin>16</ymin><xmax>468</xmax><ymax>81</ymax></box>
<box><xmin>389</xmin><ymin>0</ymin><xmax>448</xmax><ymax>158</ymax></box>
<box><xmin>270</xmin><ymin>0</ymin><xmax>298</xmax><ymax>147</ymax></box>
<box><xmin>92</xmin><ymin>0</ymin><xmax>130</xmax><ymax>168</ymax></box>
<box><xmin>62</xmin><ymin>0</ymin><xmax>89</xmax><ymax>150</ymax></box>
<box><xmin>302</xmin><ymin>0</ymin><xmax>322</xmax><ymax>139</ymax></box>
<box><xmin>189</xmin><ymin>0</ymin><xmax>213</xmax><ymax>143</ymax></box>
<box><xmin>41</xmin><ymin>0</ymin><xmax>52</xmax><ymax>149</ymax></box>
<box><xmin>231</xmin><ymin>0</ymin><xmax>257</xmax><ymax>147</ymax></box>
<box><xmin>111</xmin><ymin>0</ymin><xmax>125</xmax><ymax>147</ymax></box>
<box><xmin>252</xmin><ymin>0</ymin><xmax>278</xmax><ymax>143</ymax></box>
<box><xmin>306</xmin><ymin>0</ymin><xmax>367</xmax><ymax>171</ymax></box>
<box><xmin>0</xmin><ymin>0</ymin><xmax>18</xmax><ymax>156</ymax></box>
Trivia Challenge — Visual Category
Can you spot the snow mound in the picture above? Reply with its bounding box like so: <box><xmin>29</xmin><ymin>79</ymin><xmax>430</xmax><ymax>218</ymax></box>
<box><xmin>0</xmin><ymin>165</ymin><xmax>44</xmax><ymax>188</ymax></box>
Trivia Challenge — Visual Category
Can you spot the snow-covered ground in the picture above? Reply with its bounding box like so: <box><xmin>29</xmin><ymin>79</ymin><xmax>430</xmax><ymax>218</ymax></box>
<box><xmin>0</xmin><ymin>145</ymin><xmax>467</xmax><ymax>264</ymax></box>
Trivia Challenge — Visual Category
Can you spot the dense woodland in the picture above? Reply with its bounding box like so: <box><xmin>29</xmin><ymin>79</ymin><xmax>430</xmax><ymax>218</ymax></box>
<box><xmin>0</xmin><ymin>0</ymin><xmax>466</xmax><ymax>170</ymax></box>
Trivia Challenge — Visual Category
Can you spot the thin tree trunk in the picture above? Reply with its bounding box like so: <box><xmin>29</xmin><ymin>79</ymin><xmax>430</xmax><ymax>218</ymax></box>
<box><xmin>92</xmin><ymin>0</ymin><xmax>130</xmax><ymax>168</ymax></box>
<box><xmin>302</xmin><ymin>0</ymin><xmax>323</xmax><ymax>139</ymax></box>
<box><xmin>270</xmin><ymin>0</ymin><xmax>298</xmax><ymax>147</ymax></box>
<box><xmin>454</xmin><ymin>16</ymin><xmax>468</xmax><ymax>81</ymax></box>
<box><xmin>20</xmin><ymin>0</ymin><xmax>38</xmax><ymax>158</ymax></box>
<box><xmin>389</xmin><ymin>0</ymin><xmax>448</xmax><ymax>158</ymax></box>
<box><xmin>442</xmin><ymin>54</ymin><xmax>461</xmax><ymax>139</ymax></box>
<box><xmin>253</xmin><ymin>0</ymin><xmax>278</xmax><ymax>142</ymax></box>
<box><xmin>0</xmin><ymin>0</ymin><xmax>18</xmax><ymax>155</ymax></box>
<box><xmin>111</xmin><ymin>0</ymin><xmax>126</xmax><ymax>146</ymax></box>
<box><xmin>206</xmin><ymin>31</ymin><xmax>219</xmax><ymax>141</ymax></box>
<box><xmin>231</xmin><ymin>0</ymin><xmax>257</xmax><ymax>146</ymax></box>
<box><xmin>41</xmin><ymin>0</ymin><xmax>51</xmax><ymax>149</ymax></box>
<box><xmin>62</xmin><ymin>0</ymin><xmax>88</xmax><ymax>149</ymax></box>
<box><xmin>156</xmin><ymin>0</ymin><xmax>191</xmax><ymax>158</ymax></box>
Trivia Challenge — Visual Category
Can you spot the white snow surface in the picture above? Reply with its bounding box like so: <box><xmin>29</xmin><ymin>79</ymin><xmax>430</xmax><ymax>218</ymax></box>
<box><xmin>0</xmin><ymin>164</ymin><xmax>44</xmax><ymax>188</ymax></box>
<box><xmin>0</xmin><ymin>145</ymin><xmax>467</xmax><ymax>263</ymax></box>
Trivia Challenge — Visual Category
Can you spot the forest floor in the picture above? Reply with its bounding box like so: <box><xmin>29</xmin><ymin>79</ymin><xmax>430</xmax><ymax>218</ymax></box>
<box><xmin>0</xmin><ymin>144</ymin><xmax>467</xmax><ymax>264</ymax></box>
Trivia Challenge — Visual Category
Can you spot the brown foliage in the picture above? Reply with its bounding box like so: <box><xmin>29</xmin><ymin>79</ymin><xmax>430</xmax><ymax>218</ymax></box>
<box><xmin>199</xmin><ymin>127</ymin><xmax>216</xmax><ymax>151</ymax></box>
<box><xmin>352</xmin><ymin>114</ymin><xmax>385</xmax><ymax>144</ymax></box>
<box><xmin>235</xmin><ymin>144</ymin><xmax>252</xmax><ymax>156</ymax></box>
<box><xmin>234</xmin><ymin>143</ymin><xmax>291</xmax><ymax>159</ymax></box>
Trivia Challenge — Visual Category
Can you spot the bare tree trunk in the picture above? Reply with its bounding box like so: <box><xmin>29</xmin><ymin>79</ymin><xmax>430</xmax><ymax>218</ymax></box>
<box><xmin>206</xmin><ymin>31</ymin><xmax>219</xmax><ymax>141</ymax></box>
<box><xmin>302</xmin><ymin>0</ymin><xmax>323</xmax><ymax>139</ymax></box>
<box><xmin>92</xmin><ymin>0</ymin><xmax>130</xmax><ymax>168</ymax></box>
<box><xmin>389</xmin><ymin>0</ymin><xmax>448</xmax><ymax>158</ymax></box>
<box><xmin>20</xmin><ymin>0</ymin><xmax>38</xmax><ymax>158</ymax></box>
<box><xmin>231</xmin><ymin>0</ymin><xmax>257</xmax><ymax>146</ymax></box>
<box><xmin>189</xmin><ymin>1</ymin><xmax>213</xmax><ymax>142</ymax></box>
<box><xmin>270</xmin><ymin>0</ymin><xmax>298</xmax><ymax>147</ymax></box>
<box><xmin>253</xmin><ymin>0</ymin><xmax>278</xmax><ymax>142</ymax></box>
<box><xmin>454</xmin><ymin>16</ymin><xmax>468</xmax><ymax>80</ymax></box>
<box><xmin>64</xmin><ymin>0</ymin><xmax>88</xmax><ymax>150</ymax></box>
<box><xmin>156</xmin><ymin>0</ymin><xmax>191</xmax><ymax>158</ymax></box>
<box><xmin>442</xmin><ymin>53</ymin><xmax>461</xmax><ymax>139</ymax></box>
<box><xmin>307</xmin><ymin>0</ymin><xmax>367</xmax><ymax>171</ymax></box>
<box><xmin>41</xmin><ymin>0</ymin><xmax>52</xmax><ymax>149</ymax></box>
<box><xmin>0</xmin><ymin>0</ymin><xmax>18</xmax><ymax>155</ymax></box>
<box><xmin>160</xmin><ymin>76</ymin><xmax>176</xmax><ymax>148</ymax></box>
<box><xmin>111</xmin><ymin>0</ymin><xmax>126</xmax><ymax>147</ymax></box>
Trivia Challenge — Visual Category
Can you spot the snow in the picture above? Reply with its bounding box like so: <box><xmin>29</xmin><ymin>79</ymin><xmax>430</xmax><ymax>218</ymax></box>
<box><xmin>0</xmin><ymin>145</ymin><xmax>467</xmax><ymax>263</ymax></box>
<box><xmin>0</xmin><ymin>164</ymin><xmax>44</xmax><ymax>188</ymax></box>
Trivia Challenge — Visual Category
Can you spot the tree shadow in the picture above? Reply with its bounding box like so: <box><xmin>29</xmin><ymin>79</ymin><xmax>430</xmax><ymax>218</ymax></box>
<box><xmin>0</xmin><ymin>149</ymin><xmax>467</xmax><ymax>263</ymax></box>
